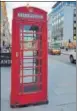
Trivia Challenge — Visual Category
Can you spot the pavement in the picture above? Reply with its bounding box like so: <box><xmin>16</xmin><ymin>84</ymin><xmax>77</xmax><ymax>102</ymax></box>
<box><xmin>1</xmin><ymin>54</ymin><xmax>76</xmax><ymax>111</ymax></box>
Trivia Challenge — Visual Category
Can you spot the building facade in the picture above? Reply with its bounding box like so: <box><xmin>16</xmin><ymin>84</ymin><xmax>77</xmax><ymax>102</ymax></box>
<box><xmin>48</xmin><ymin>14</ymin><xmax>52</xmax><ymax>48</ymax></box>
<box><xmin>1</xmin><ymin>2</ymin><xmax>10</xmax><ymax>51</ymax></box>
<box><xmin>73</xmin><ymin>8</ymin><xmax>76</xmax><ymax>40</ymax></box>
<box><xmin>48</xmin><ymin>1</ymin><xmax>76</xmax><ymax>43</ymax></box>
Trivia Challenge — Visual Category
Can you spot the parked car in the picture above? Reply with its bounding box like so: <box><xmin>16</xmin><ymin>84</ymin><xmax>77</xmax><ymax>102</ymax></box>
<box><xmin>49</xmin><ymin>48</ymin><xmax>61</xmax><ymax>55</ymax></box>
<box><xmin>69</xmin><ymin>49</ymin><xmax>76</xmax><ymax>63</ymax></box>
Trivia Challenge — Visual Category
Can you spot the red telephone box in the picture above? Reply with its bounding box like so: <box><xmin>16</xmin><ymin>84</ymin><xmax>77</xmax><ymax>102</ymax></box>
<box><xmin>10</xmin><ymin>6</ymin><xmax>48</xmax><ymax>107</ymax></box>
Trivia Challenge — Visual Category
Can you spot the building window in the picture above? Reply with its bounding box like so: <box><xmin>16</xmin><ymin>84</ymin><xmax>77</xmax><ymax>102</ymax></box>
<box><xmin>73</xmin><ymin>17</ymin><xmax>76</xmax><ymax>21</ymax></box>
<box><xmin>74</xmin><ymin>21</ymin><xmax>76</xmax><ymax>23</ymax></box>
<box><xmin>74</xmin><ymin>14</ymin><xmax>76</xmax><ymax>17</ymax></box>
<box><xmin>74</xmin><ymin>34</ymin><xmax>76</xmax><ymax>36</ymax></box>
<box><xmin>60</xmin><ymin>11</ymin><xmax>64</xmax><ymax>17</ymax></box>
<box><xmin>74</xmin><ymin>24</ymin><xmax>76</xmax><ymax>27</ymax></box>
<box><xmin>74</xmin><ymin>27</ymin><xmax>76</xmax><ymax>30</ymax></box>
<box><xmin>73</xmin><ymin>29</ymin><xmax>76</xmax><ymax>34</ymax></box>
<box><xmin>74</xmin><ymin>9</ymin><xmax>76</xmax><ymax>14</ymax></box>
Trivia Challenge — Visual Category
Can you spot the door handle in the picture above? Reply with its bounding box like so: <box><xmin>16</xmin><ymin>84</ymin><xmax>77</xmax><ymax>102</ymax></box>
<box><xmin>16</xmin><ymin>52</ymin><xmax>19</xmax><ymax>57</ymax></box>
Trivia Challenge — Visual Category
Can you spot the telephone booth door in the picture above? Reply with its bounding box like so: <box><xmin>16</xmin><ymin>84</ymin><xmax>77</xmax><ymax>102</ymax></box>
<box><xmin>11</xmin><ymin>7</ymin><xmax>48</xmax><ymax>107</ymax></box>
<box><xmin>19</xmin><ymin>23</ymin><xmax>42</xmax><ymax>94</ymax></box>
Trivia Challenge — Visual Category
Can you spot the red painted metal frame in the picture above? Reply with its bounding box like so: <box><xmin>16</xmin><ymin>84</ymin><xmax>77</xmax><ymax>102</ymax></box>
<box><xmin>10</xmin><ymin>7</ymin><xmax>48</xmax><ymax>107</ymax></box>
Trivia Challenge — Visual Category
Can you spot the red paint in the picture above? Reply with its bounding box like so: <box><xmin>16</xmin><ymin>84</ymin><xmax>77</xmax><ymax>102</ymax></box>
<box><xmin>10</xmin><ymin>6</ymin><xmax>48</xmax><ymax>106</ymax></box>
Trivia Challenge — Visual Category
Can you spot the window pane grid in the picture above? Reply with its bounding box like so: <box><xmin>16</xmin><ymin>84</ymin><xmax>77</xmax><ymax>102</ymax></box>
<box><xmin>19</xmin><ymin>24</ymin><xmax>42</xmax><ymax>93</ymax></box>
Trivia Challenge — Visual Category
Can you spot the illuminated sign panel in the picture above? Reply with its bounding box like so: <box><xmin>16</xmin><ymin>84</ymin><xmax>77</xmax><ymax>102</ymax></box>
<box><xmin>18</xmin><ymin>13</ymin><xmax>43</xmax><ymax>19</ymax></box>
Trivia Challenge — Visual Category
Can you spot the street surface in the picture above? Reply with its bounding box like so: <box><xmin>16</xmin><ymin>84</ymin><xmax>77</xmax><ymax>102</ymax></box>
<box><xmin>1</xmin><ymin>54</ymin><xmax>76</xmax><ymax>111</ymax></box>
<box><xmin>51</xmin><ymin>53</ymin><xmax>76</xmax><ymax>66</ymax></box>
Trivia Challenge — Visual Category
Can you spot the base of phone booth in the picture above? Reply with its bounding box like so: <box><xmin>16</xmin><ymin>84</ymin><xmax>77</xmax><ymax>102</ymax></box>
<box><xmin>10</xmin><ymin>100</ymin><xmax>49</xmax><ymax>108</ymax></box>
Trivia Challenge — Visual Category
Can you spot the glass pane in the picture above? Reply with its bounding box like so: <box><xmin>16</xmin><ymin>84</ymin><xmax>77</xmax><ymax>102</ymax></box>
<box><xmin>20</xmin><ymin>76</ymin><xmax>40</xmax><ymax>84</ymax></box>
<box><xmin>23</xmin><ymin>61</ymin><xmax>36</xmax><ymax>67</ymax></box>
<box><xmin>23</xmin><ymin>76</ymin><xmax>36</xmax><ymax>83</ymax></box>
<box><xmin>23</xmin><ymin>84</ymin><xmax>42</xmax><ymax>93</ymax></box>
<box><xmin>20</xmin><ymin>69</ymin><xmax>34</xmax><ymax>75</ymax></box>
<box><xmin>23</xmin><ymin>51</ymin><xmax>33</xmax><ymax>56</ymax></box>
<box><xmin>23</xmin><ymin>36</ymin><xmax>33</xmax><ymax>41</ymax></box>
<box><xmin>20</xmin><ymin>69</ymin><xmax>41</xmax><ymax>76</ymax></box>
<box><xmin>23</xmin><ymin>32</ymin><xmax>34</xmax><ymax>38</ymax></box>
<box><xmin>23</xmin><ymin>25</ymin><xmax>39</xmax><ymax>31</ymax></box>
